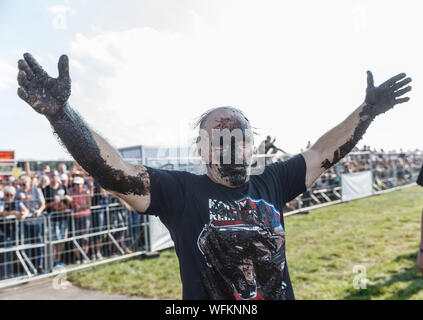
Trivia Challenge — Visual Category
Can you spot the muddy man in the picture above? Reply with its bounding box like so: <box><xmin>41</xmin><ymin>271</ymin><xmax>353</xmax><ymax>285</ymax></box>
<box><xmin>17</xmin><ymin>53</ymin><xmax>411</xmax><ymax>299</ymax></box>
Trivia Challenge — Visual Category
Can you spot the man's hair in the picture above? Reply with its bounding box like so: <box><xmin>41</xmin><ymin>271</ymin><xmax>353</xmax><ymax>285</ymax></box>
<box><xmin>193</xmin><ymin>106</ymin><xmax>250</xmax><ymax>130</ymax></box>
<box><xmin>4</xmin><ymin>186</ymin><xmax>16</xmax><ymax>195</ymax></box>
<box><xmin>194</xmin><ymin>106</ymin><xmax>256</xmax><ymax>144</ymax></box>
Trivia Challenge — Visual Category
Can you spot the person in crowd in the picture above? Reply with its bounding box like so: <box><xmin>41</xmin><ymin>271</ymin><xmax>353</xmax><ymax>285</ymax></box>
<box><xmin>0</xmin><ymin>186</ymin><xmax>29</xmax><ymax>279</ymax></box>
<box><xmin>89</xmin><ymin>179</ymin><xmax>106</xmax><ymax>260</ymax></box>
<box><xmin>40</xmin><ymin>175</ymin><xmax>50</xmax><ymax>190</ymax></box>
<box><xmin>43</xmin><ymin>165</ymin><xmax>51</xmax><ymax>176</ymax></box>
<box><xmin>70</xmin><ymin>176</ymin><xmax>91</xmax><ymax>264</ymax></box>
<box><xmin>50</xmin><ymin>169</ymin><xmax>60</xmax><ymax>179</ymax></box>
<box><xmin>257</xmin><ymin>136</ymin><xmax>288</xmax><ymax>165</ymax></box>
<box><xmin>0</xmin><ymin>180</ymin><xmax>4</xmax><ymax>200</ymax></box>
<box><xmin>107</xmin><ymin>194</ymin><xmax>132</xmax><ymax>256</ymax></box>
<box><xmin>16</xmin><ymin>175</ymin><xmax>46</xmax><ymax>274</ymax></box>
<box><xmin>31</xmin><ymin>176</ymin><xmax>39</xmax><ymax>189</ymax></box>
<box><xmin>59</xmin><ymin>173</ymin><xmax>70</xmax><ymax>188</ymax></box>
<box><xmin>44</xmin><ymin>174</ymin><xmax>72</xmax><ymax>268</ymax></box>
<box><xmin>58</xmin><ymin>163</ymin><xmax>67</xmax><ymax>176</ymax></box>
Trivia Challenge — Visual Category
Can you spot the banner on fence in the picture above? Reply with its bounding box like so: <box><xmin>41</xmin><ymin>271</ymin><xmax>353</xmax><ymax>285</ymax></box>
<box><xmin>341</xmin><ymin>170</ymin><xmax>373</xmax><ymax>201</ymax></box>
<box><xmin>148</xmin><ymin>215</ymin><xmax>174</xmax><ymax>251</ymax></box>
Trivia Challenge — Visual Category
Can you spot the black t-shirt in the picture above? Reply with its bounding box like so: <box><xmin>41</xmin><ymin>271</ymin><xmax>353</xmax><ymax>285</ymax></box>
<box><xmin>417</xmin><ymin>165</ymin><xmax>423</xmax><ymax>186</ymax></box>
<box><xmin>43</xmin><ymin>184</ymin><xmax>69</xmax><ymax>221</ymax></box>
<box><xmin>0</xmin><ymin>200</ymin><xmax>23</xmax><ymax>237</ymax></box>
<box><xmin>144</xmin><ymin>154</ymin><xmax>307</xmax><ymax>300</ymax></box>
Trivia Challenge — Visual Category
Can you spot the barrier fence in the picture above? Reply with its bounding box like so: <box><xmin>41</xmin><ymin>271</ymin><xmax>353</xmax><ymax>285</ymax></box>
<box><xmin>0</xmin><ymin>150</ymin><xmax>421</xmax><ymax>287</ymax></box>
<box><xmin>0</xmin><ymin>197</ymin><xmax>149</xmax><ymax>287</ymax></box>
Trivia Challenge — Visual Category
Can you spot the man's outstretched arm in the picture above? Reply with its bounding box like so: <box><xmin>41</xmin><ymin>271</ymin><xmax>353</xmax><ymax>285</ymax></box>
<box><xmin>17</xmin><ymin>53</ymin><xmax>151</xmax><ymax>213</ymax></box>
<box><xmin>302</xmin><ymin>71</ymin><xmax>412</xmax><ymax>188</ymax></box>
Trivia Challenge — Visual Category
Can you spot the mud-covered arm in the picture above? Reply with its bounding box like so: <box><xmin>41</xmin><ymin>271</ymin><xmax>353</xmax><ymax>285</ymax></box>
<box><xmin>302</xmin><ymin>71</ymin><xmax>412</xmax><ymax>188</ymax></box>
<box><xmin>16</xmin><ymin>53</ymin><xmax>151</xmax><ymax>213</ymax></box>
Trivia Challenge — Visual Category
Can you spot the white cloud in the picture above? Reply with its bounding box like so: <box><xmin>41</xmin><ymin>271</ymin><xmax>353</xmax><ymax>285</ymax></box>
<box><xmin>0</xmin><ymin>59</ymin><xmax>16</xmax><ymax>90</ymax></box>
<box><xmin>60</xmin><ymin>0</ymin><xmax>423</xmax><ymax>156</ymax></box>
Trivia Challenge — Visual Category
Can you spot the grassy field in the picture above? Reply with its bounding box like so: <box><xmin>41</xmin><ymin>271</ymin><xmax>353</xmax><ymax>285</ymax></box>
<box><xmin>68</xmin><ymin>186</ymin><xmax>423</xmax><ymax>300</ymax></box>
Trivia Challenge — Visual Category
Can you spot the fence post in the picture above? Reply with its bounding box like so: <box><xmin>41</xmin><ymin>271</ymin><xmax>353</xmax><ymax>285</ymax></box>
<box><xmin>47</xmin><ymin>214</ymin><xmax>53</xmax><ymax>272</ymax></box>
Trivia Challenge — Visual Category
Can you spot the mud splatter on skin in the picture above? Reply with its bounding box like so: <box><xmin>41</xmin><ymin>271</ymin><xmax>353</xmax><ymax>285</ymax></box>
<box><xmin>204</xmin><ymin>112</ymin><xmax>253</xmax><ymax>187</ymax></box>
<box><xmin>17</xmin><ymin>53</ymin><xmax>150</xmax><ymax>196</ymax></box>
<box><xmin>49</xmin><ymin>105</ymin><xmax>150</xmax><ymax>195</ymax></box>
<box><xmin>321</xmin><ymin>71</ymin><xmax>412</xmax><ymax>170</ymax></box>
<box><xmin>321</xmin><ymin>108</ymin><xmax>374</xmax><ymax>169</ymax></box>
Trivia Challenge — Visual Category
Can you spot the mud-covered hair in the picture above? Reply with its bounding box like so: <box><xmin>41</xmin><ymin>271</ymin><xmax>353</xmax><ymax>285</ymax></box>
<box><xmin>193</xmin><ymin>106</ymin><xmax>251</xmax><ymax>130</ymax></box>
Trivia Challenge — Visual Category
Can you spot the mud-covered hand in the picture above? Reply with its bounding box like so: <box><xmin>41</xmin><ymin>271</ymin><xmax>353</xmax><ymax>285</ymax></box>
<box><xmin>17</xmin><ymin>53</ymin><xmax>71</xmax><ymax>117</ymax></box>
<box><xmin>364</xmin><ymin>71</ymin><xmax>412</xmax><ymax>117</ymax></box>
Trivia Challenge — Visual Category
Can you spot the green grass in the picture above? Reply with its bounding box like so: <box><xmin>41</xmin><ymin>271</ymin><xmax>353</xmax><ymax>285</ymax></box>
<box><xmin>68</xmin><ymin>249</ymin><xmax>182</xmax><ymax>299</ymax></box>
<box><xmin>68</xmin><ymin>186</ymin><xmax>423</xmax><ymax>300</ymax></box>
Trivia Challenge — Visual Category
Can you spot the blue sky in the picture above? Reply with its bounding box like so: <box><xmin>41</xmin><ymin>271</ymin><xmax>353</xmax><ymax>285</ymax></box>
<box><xmin>1</xmin><ymin>0</ymin><xmax>422</xmax><ymax>160</ymax></box>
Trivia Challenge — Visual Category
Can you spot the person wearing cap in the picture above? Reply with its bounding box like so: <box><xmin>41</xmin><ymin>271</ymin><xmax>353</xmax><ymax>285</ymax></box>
<box><xmin>59</xmin><ymin>173</ymin><xmax>69</xmax><ymax>188</ymax></box>
<box><xmin>416</xmin><ymin>166</ymin><xmax>423</xmax><ymax>276</ymax></box>
<box><xmin>70</xmin><ymin>176</ymin><xmax>91</xmax><ymax>264</ymax></box>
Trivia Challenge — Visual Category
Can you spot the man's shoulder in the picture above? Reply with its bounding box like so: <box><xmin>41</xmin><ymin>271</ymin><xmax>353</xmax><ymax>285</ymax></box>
<box><xmin>147</xmin><ymin>167</ymin><xmax>202</xmax><ymax>180</ymax></box>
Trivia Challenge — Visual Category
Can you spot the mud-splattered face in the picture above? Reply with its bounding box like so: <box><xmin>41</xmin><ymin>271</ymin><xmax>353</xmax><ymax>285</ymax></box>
<box><xmin>198</xmin><ymin>107</ymin><xmax>254</xmax><ymax>187</ymax></box>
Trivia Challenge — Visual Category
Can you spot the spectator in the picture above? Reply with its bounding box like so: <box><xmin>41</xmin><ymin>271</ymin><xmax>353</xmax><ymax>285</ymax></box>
<box><xmin>258</xmin><ymin>136</ymin><xmax>287</xmax><ymax>164</ymax></box>
<box><xmin>109</xmin><ymin>195</ymin><xmax>132</xmax><ymax>255</ymax></box>
<box><xmin>90</xmin><ymin>181</ymin><xmax>107</xmax><ymax>261</ymax></box>
<box><xmin>70</xmin><ymin>176</ymin><xmax>91</xmax><ymax>264</ymax></box>
<box><xmin>60</xmin><ymin>173</ymin><xmax>70</xmax><ymax>188</ymax></box>
<box><xmin>43</xmin><ymin>165</ymin><xmax>51</xmax><ymax>176</ymax></box>
<box><xmin>0</xmin><ymin>186</ymin><xmax>29</xmax><ymax>279</ymax></box>
<box><xmin>58</xmin><ymin>163</ymin><xmax>67</xmax><ymax>175</ymax></box>
<box><xmin>0</xmin><ymin>181</ymin><xmax>4</xmax><ymax>200</ymax></box>
<box><xmin>40</xmin><ymin>175</ymin><xmax>50</xmax><ymax>190</ymax></box>
<box><xmin>44</xmin><ymin>175</ymin><xmax>72</xmax><ymax>268</ymax></box>
<box><xmin>17</xmin><ymin>175</ymin><xmax>46</xmax><ymax>274</ymax></box>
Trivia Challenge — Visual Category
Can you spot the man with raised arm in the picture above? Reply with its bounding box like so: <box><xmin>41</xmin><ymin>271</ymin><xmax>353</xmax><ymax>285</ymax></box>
<box><xmin>17</xmin><ymin>53</ymin><xmax>412</xmax><ymax>300</ymax></box>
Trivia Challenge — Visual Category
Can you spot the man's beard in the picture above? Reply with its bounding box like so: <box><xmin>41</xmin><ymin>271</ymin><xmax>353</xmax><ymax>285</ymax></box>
<box><xmin>218</xmin><ymin>163</ymin><xmax>248</xmax><ymax>186</ymax></box>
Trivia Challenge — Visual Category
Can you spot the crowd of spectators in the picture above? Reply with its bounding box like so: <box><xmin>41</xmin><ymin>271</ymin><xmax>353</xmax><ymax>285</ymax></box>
<box><xmin>1</xmin><ymin>147</ymin><xmax>422</xmax><ymax>281</ymax></box>
<box><xmin>283</xmin><ymin>145</ymin><xmax>423</xmax><ymax>211</ymax></box>
<box><xmin>311</xmin><ymin>145</ymin><xmax>422</xmax><ymax>189</ymax></box>
<box><xmin>0</xmin><ymin>162</ymin><xmax>143</xmax><ymax>281</ymax></box>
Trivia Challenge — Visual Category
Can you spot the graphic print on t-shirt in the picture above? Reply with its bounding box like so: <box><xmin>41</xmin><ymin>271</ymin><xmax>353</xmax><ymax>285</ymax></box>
<box><xmin>197</xmin><ymin>197</ymin><xmax>287</xmax><ymax>300</ymax></box>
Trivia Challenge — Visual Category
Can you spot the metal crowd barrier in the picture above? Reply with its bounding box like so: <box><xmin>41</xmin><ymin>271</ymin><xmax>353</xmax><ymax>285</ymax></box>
<box><xmin>0</xmin><ymin>201</ymin><xmax>150</xmax><ymax>288</ymax></box>
<box><xmin>1</xmin><ymin>151</ymin><xmax>421</xmax><ymax>287</ymax></box>
<box><xmin>283</xmin><ymin>164</ymin><xmax>421</xmax><ymax>216</ymax></box>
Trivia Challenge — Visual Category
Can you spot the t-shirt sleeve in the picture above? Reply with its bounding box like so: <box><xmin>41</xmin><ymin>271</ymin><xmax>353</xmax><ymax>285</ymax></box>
<box><xmin>417</xmin><ymin>165</ymin><xmax>423</xmax><ymax>186</ymax></box>
<box><xmin>144</xmin><ymin>167</ymin><xmax>188</xmax><ymax>226</ymax></box>
<box><xmin>266</xmin><ymin>154</ymin><xmax>307</xmax><ymax>203</ymax></box>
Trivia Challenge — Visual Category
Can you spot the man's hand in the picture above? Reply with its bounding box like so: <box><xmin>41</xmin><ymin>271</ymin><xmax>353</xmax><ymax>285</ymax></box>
<box><xmin>364</xmin><ymin>71</ymin><xmax>412</xmax><ymax>117</ymax></box>
<box><xmin>418</xmin><ymin>249</ymin><xmax>423</xmax><ymax>277</ymax></box>
<box><xmin>34</xmin><ymin>209</ymin><xmax>42</xmax><ymax>218</ymax></box>
<box><xmin>302</xmin><ymin>70</ymin><xmax>412</xmax><ymax>187</ymax></box>
<box><xmin>17</xmin><ymin>53</ymin><xmax>71</xmax><ymax>117</ymax></box>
